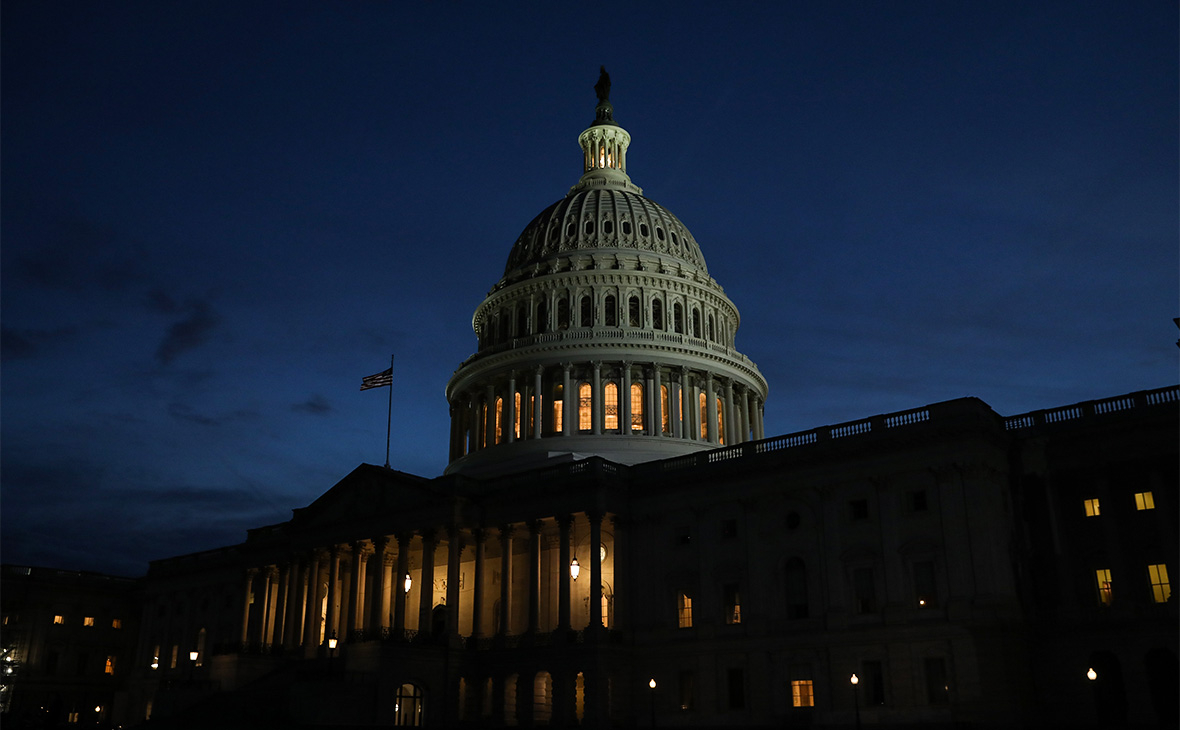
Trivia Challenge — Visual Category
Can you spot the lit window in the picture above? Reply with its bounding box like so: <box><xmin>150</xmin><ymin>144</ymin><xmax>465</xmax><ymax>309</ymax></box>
<box><xmin>83</xmin><ymin>616</ymin><xmax>95</xmax><ymax>627</ymax></box>
<box><xmin>513</xmin><ymin>392</ymin><xmax>521</xmax><ymax>439</ymax></box>
<box><xmin>699</xmin><ymin>392</ymin><xmax>707</xmax><ymax>439</ymax></box>
<box><xmin>661</xmin><ymin>385</ymin><xmax>670</xmax><ymax>434</ymax></box>
<box><xmin>791</xmin><ymin>680</ymin><xmax>814</xmax><ymax>708</ymax></box>
<box><xmin>723</xmin><ymin>584</ymin><xmax>742</xmax><ymax>624</ymax></box>
<box><xmin>553</xmin><ymin>384</ymin><xmax>563</xmax><ymax>432</ymax></box>
<box><xmin>494</xmin><ymin>397</ymin><xmax>503</xmax><ymax>444</ymax></box>
<box><xmin>630</xmin><ymin>382</ymin><xmax>644</xmax><ymax>432</ymax></box>
<box><xmin>1095</xmin><ymin>569</ymin><xmax>1113</xmax><ymax>606</ymax></box>
<box><xmin>67</xmin><ymin>712</ymin><xmax>79</xmax><ymax>723</ymax></box>
<box><xmin>578</xmin><ymin>383</ymin><xmax>592</xmax><ymax>431</ymax></box>
<box><xmin>1135</xmin><ymin>492</ymin><xmax>1155</xmax><ymax>510</ymax></box>
<box><xmin>1084</xmin><ymin>499</ymin><xmax>1100</xmax><ymax>517</ymax></box>
<box><xmin>53</xmin><ymin>615</ymin><xmax>64</xmax><ymax>625</ymax></box>
<box><xmin>170</xmin><ymin>645</ymin><xmax>178</xmax><ymax>669</ymax></box>
<box><xmin>678</xmin><ymin>593</ymin><xmax>693</xmax><ymax>628</ymax></box>
<box><xmin>1148</xmin><ymin>564</ymin><xmax>1171</xmax><ymax>603</ymax></box>
<box><xmin>716</xmin><ymin>396</ymin><xmax>724</xmax><ymax>444</ymax></box>
<box><xmin>104</xmin><ymin>656</ymin><xmax>116</xmax><ymax>675</ymax></box>
<box><xmin>111</xmin><ymin>618</ymin><xmax>122</xmax><ymax>629</ymax></box>
<box><xmin>604</xmin><ymin>382</ymin><xmax>619</xmax><ymax>431</ymax></box>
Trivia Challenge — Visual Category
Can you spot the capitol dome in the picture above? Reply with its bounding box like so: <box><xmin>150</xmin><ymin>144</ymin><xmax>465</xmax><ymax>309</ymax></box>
<box><xmin>445</xmin><ymin>71</ymin><xmax>768</xmax><ymax>476</ymax></box>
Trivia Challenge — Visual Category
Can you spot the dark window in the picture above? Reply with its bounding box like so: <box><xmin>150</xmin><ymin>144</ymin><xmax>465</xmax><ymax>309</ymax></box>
<box><xmin>727</xmin><ymin>668</ymin><xmax>746</xmax><ymax>710</ymax></box>
<box><xmin>580</xmin><ymin>296</ymin><xmax>592</xmax><ymax>327</ymax></box>
<box><xmin>911</xmin><ymin>490</ymin><xmax>928</xmax><ymax>512</ymax></box>
<box><xmin>707</xmin><ymin>313</ymin><xmax>715</xmax><ymax>340</ymax></box>
<box><xmin>785</xmin><ymin>558</ymin><xmax>809</xmax><ymax>619</ymax></box>
<box><xmin>536</xmin><ymin>301</ymin><xmax>548</xmax><ymax>334</ymax></box>
<box><xmin>584</xmin><ymin>220</ymin><xmax>595</xmax><ymax>235</ymax></box>
<box><xmin>691</xmin><ymin>309</ymin><xmax>701</xmax><ymax>338</ymax></box>
<box><xmin>652</xmin><ymin>299</ymin><xmax>664</xmax><ymax>329</ymax></box>
<box><xmin>850</xmin><ymin>499</ymin><xmax>869</xmax><ymax>521</ymax></box>
<box><xmin>723</xmin><ymin>583</ymin><xmax>742</xmax><ymax>624</ymax></box>
<box><xmin>656</xmin><ymin>226</ymin><xmax>665</xmax><ymax>241</ymax></box>
<box><xmin>603</xmin><ymin>219</ymin><xmax>614</xmax><ymax>235</ymax></box>
<box><xmin>639</xmin><ymin>222</ymin><xmax>649</xmax><ymax>237</ymax></box>
<box><xmin>517</xmin><ymin>305</ymin><xmax>528</xmax><ymax>336</ymax></box>
<box><xmin>622</xmin><ymin>220</ymin><xmax>632</xmax><ymax>235</ymax></box>
<box><xmin>566</xmin><ymin>222</ymin><xmax>576</xmax><ymax>237</ymax></box>
<box><xmin>46</xmin><ymin>650</ymin><xmax>59</xmax><ymax>676</ymax></box>
<box><xmin>557</xmin><ymin>298</ymin><xmax>569</xmax><ymax>330</ymax></box>
<box><xmin>786</xmin><ymin>511</ymin><xmax>801</xmax><ymax>529</ymax></box>
<box><xmin>721</xmin><ymin>519</ymin><xmax>738</xmax><ymax>538</ymax></box>
<box><xmin>914</xmin><ymin>560</ymin><xmax>937</xmax><ymax>608</ymax></box>
<box><xmin>678</xmin><ymin>670</ymin><xmax>696</xmax><ymax>711</ymax></box>
<box><xmin>924</xmin><ymin>658</ymin><xmax>949</xmax><ymax>705</ymax></box>
<box><xmin>862</xmin><ymin>660</ymin><xmax>886</xmax><ymax>705</ymax></box>
<box><xmin>629</xmin><ymin>296</ymin><xmax>641</xmax><ymax>327</ymax></box>
<box><xmin>77</xmin><ymin>653</ymin><xmax>88</xmax><ymax>676</ymax></box>
<box><xmin>672</xmin><ymin>231</ymin><xmax>679</xmax><ymax>246</ymax></box>
<box><xmin>853</xmin><ymin>567</ymin><xmax>876</xmax><ymax>614</ymax></box>
<box><xmin>673</xmin><ymin>303</ymin><xmax>684</xmax><ymax>333</ymax></box>
<box><xmin>604</xmin><ymin>295</ymin><xmax>617</xmax><ymax>327</ymax></box>
<box><xmin>676</xmin><ymin>527</ymin><xmax>692</xmax><ymax>545</ymax></box>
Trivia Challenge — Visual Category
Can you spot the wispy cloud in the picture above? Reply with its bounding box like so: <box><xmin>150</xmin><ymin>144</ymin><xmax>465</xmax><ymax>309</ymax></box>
<box><xmin>292</xmin><ymin>394</ymin><xmax>332</xmax><ymax>415</ymax></box>
<box><xmin>156</xmin><ymin>299</ymin><xmax>221</xmax><ymax>364</ymax></box>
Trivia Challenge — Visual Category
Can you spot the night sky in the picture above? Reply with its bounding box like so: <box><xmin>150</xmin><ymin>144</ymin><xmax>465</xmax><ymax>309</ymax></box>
<box><xmin>3</xmin><ymin>2</ymin><xmax>1176</xmax><ymax>577</ymax></box>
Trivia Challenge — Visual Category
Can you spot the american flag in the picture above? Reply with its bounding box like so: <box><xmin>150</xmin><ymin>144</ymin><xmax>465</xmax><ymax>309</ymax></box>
<box><xmin>360</xmin><ymin>367</ymin><xmax>393</xmax><ymax>390</ymax></box>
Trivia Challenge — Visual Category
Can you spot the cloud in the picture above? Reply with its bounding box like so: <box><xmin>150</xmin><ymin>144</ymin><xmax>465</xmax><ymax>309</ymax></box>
<box><xmin>168</xmin><ymin>402</ymin><xmax>259</xmax><ymax>426</ymax></box>
<box><xmin>292</xmin><ymin>394</ymin><xmax>332</xmax><ymax>415</ymax></box>
<box><xmin>1</xmin><ymin>324</ymin><xmax>80</xmax><ymax>361</ymax></box>
<box><xmin>12</xmin><ymin>214</ymin><xmax>147</xmax><ymax>293</ymax></box>
<box><xmin>156</xmin><ymin>299</ymin><xmax>221</xmax><ymax>364</ymax></box>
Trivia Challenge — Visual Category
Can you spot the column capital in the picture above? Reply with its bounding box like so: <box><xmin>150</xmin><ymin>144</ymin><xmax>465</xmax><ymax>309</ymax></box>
<box><xmin>527</xmin><ymin>519</ymin><xmax>544</xmax><ymax>535</ymax></box>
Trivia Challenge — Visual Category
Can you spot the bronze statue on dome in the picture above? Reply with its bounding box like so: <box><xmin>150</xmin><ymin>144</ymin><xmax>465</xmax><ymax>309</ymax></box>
<box><xmin>594</xmin><ymin>66</ymin><xmax>611</xmax><ymax>103</ymax></box>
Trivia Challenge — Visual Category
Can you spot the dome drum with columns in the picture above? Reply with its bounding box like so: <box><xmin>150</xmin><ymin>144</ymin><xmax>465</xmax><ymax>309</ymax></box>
<box><xmin>446</xmin><ymin>72</ymin><xmax>768</xmax><ymax>476</ymax></box>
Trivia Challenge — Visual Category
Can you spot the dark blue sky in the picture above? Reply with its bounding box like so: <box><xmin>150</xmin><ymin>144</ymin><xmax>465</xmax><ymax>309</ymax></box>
<box><xmin>3</xmin><ymin>2</ymin><xmax>1176</xmax><ymax>576</ymax></box>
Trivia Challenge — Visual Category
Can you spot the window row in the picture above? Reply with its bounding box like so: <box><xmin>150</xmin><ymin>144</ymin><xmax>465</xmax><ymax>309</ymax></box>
<box><xmin>41</xmin><ymin>651</ymin><xmax>119</xmax><ymax>677</ymax></box>
<box><xmin>1094</xmin><ymin>564</ymin><xmax>1171</xmax><ymax>606</ymax></box>
<box><xmin>1083</xmin><ymin>491</ymin><xmax>1155</xmax><ymax>517</ymax></box>
<box><xmin>479</xmin><ymin>292</ymin><xmax>732</xmax><ymax>347</ymax></box>
<box><xmin>51</xmin><ymin>615</ymin><xmax>122</xmax><ymax>628</ymax></box>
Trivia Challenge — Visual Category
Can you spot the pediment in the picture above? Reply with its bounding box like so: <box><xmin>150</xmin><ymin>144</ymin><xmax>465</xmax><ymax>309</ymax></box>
<box><xmin>290</xmin><ymin>463</ymin><xmax>440</xmax><ymax>530</ymax></box>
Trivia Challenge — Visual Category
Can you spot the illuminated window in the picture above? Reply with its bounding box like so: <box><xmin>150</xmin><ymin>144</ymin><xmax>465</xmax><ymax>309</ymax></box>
<box><xmin>527</xmin><ymin>395</ymin><xmax>534</xmax><ymax>436</ymax></box>
<box><xmin>716</xmin><ymin>397</ymin><xmax>724</xmax><ymax>444</ymax></box>
<box><xmin>602</xmin><ymin>594</ymin><xmax>610</xmax><ymax>628</ymax></box>
<box><xmin>104</xmin><ymin>656</ymin><xmax>116</xmax><ymax>675</ymax></box>
<box><xmin>723</xmin><ymin>584</ymin><xmax>741</xmax><ymax>624</ymax></box>
<box><xmin>83</xmin><ymin>616</ymin><xmax>95</xmax><ymax>627</ymax></box>
<box><xmin>1135</xmin><ymin>491</ymin><xmax>1155</xmax><ymax>510</ymax></box>
<box><xmin>553</xmin><ymin>384</ymin><xmax>563</xmax><ymax>432</ymax></box>
<box><xmin>699</xmin><ymin>392</ymin><xmax>707</xmax><ymax>439</ymax></box>
<box><xmin>578</xmin><ymin>383</ymin><xmax>592</xmax><ymax>431</ymax></box>
<box><xmin>661</xmin><ymin>385</ymin><xmax>670</xmax><ymax>433</ymax></box>
<box><xmin>53</xmin><ymin>615</ymin><xmax>64</xmax><ymax>625</ymax></box>
<box><xmin>494</xmin><ymin>397</ymin><xmax>503</xmax><ymax>444</ymax></box>
<box><xmin>1084</xmin><ymin>499</ymin><xmax>1100</xmax><ymax>517</ymax></box>
<box><xmin>67</xmin><ymin>712</ymin><xmax>79</xmax><ymax>723</ymax></box>
<box><xmin>604</xmin><ymin>382</ymin><xmax>619</xmax><ymax>431</ymax></box>
<box><xmin>111</xmin><ymin>618</ymin><xmax>122</xmax><ymax>629</ymax></box>
<box><xmin>1148</xmin><ymin>564</ymin><xmax>1171</xmax><ymax>603</ymax></box>
<box><xmin>170</xmin><ymin>645</ymin><xmax>178</xmax><ymax>669</ymax></box>
<box><xmin>395</xmin><ymin>683</ymin><xmax>424</xmax><ymax>726</ymax></box>
<box><xmin>513</xmin><ymin>392</ymin><xmax>521</xmax><ymax>439</ymax></box>
<box><xmin>791</xmin><ymin>680</ymin><xmax>814</xmax><ymax>708</ymax></box>
<box><xmin>1095</xmin><ymin>569</ymin><xmax>1113</xmax><ymax>606</ymax></box>
<box><xmin>630</xmin><ymin>383</ymin><xmax>644</xmax><ymax>432</ymax></box>
<box><xmin>678</xmin><ymin>593</ymin><xmax>693</xmax><ymax>628</ymax></box>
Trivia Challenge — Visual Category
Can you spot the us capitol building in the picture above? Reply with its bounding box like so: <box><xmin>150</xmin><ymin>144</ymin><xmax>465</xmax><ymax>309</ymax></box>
<box><xmin>2</xmin><ymin>72</ymin><xmax>1176</xmax><ymax>729</ymax></box>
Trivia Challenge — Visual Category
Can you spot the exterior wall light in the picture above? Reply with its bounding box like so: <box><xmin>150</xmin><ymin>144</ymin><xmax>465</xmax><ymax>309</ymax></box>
<box><xmin>404</xmin><ymin>573</ymin><xmax>412</xmax><ymax>594</ymax></box>
<box><xmin>189</xmin><ymin>651</ymin><xmax>198</xmax><ymax>662</ymax></box>
<box><xmin>327</xmin><ymin>633</ymin><xmax>338</xmax><ymax>651</ymax></box>
<box><xmin>570</xmin><ymin>558</ymin><xmax>581</xmax><ymax>581</ymax></box>
<box><xmin>649</xmin><ymin>678</ymin><xmax>656</xmax><ymax>689</ymax></box>
<box><xmin>150</xmin><ymin>657</ymin><xmax>159</xmax><ymax>670</ymax></box>
<box><xmin>1087</xmin><ymin>668</ymin><xmax>1097</xmax><ymax>681</ymax></box>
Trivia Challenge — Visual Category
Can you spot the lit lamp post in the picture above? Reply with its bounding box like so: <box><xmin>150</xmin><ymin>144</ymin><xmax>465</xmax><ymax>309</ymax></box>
<box><xmin>188</xmin><ymin>650</ymin><xmax>198</xmax><ymax>683</ymax></box>
<box><xmin>648</xmin><ymin>678</ymin><xmax>657</xmax><ymax>728</ymax></box>
<box><xmin>850</xmin><ymin>673</ymin><xmax>861</xmax><ymax>730</ymax></box>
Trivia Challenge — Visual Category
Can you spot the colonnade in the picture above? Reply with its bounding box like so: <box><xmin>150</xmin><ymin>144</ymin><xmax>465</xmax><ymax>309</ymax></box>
<box><xmin>238</xmin><ymin>513</ymin><xmax>620</xmax><ymax>654</ymax></box>
<box><xmin>450</xmin><ymin>362</ymin><xmax>765</xmax><ymax>460</ymax></box>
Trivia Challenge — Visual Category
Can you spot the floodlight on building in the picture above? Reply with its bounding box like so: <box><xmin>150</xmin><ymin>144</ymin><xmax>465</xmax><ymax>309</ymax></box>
<box><xmin>1087</xmin><ymin>668</ymin><xmax>1097</xmax><ymax>681</ymax></box>
<box><xmin>570</xmin><ymin>557</ymin><xmax>581</xmax><ymax>581</ymax></box>
<box><xmin>404</xmin><ymin>573</ymin><xmax>412</xmax><ymax>593</ymax></box>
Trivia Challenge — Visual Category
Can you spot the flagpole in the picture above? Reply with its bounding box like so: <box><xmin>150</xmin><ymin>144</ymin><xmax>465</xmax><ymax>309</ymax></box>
<box><xmin>385</xmin><ymin>354</ymin><xmax>394</xmax><ymax>468</ymax></box>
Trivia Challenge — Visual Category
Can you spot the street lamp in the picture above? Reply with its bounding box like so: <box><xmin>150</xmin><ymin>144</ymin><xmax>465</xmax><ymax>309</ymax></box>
<box><xmin>404</xmin><ymin>572</ymin><xmax>412</xmax><ymax>594</ymax></box>
<box><xmin>1087</xmin><ymin>667</ymin><xmax>1097</xmax><ymax>681</ymax></box>
<box><xmin>648</xmin><ymin>678</ymin><xmax>657</xmax><ymax>728</ymax></box>
<box><xmin>188</xmin><ymin>650</ymin><xmax>198</xmax><ymax>682</ymax></box>
<box><xmin>850</xmin><ymin>673</ymin><xmax>861</xmax><ymax>730</ymax></box>
<box><xmin>570</xmin><ymin>557</ymin><xmax>581</xmax><ymax>581</ymax></box>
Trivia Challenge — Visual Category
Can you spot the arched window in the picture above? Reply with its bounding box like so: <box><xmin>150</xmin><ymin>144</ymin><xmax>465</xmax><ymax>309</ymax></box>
<box><xmin>708</xmin><ymin>312</ymin><xmax>716</xmax><ymax>341</ymax></box>
<box><xmin>673</xmin><ymin>303</ymin><xmax>684</xmax><ymax>333</ymax></box>
<box><xmin>604</xmin><ymin>295</ymin><xmax>617</xmax><ymax>327</ymax></box>
<box><xmin>691</xmin><ymin>309</ymin><xmax>702</xmax><ymax>338</ymax></box>
<box><xmin>517</xmin><ymin>305</ymin><xmax>528</xmax><ymax>337</ymax></box>
<box><xmin>495</xmin><ymin>397</ymin><xmax>504</xmax><ymax>445</ymax></box>
<box><xmin>395</xmin><ymin>683</ymin><xmax>424</xmax><ymax>726</ymax></box>
<box><xmin>717</xmin><ymin>397</ymin><xmax>725</xmax><ymax>445</ymax></box>
<box><xmin>661</xmin><ymin>384</ymin><xmax>670</xmax><ymax>434</ymax></box>
<box><xmin>786</xmin><ymin>558</ymin><xmax>809</xmax><ymax>619</ymax></box>
<box><xmin>553</xmin><ymin>383</ymin><xmax>564</xmax><ymax>433</ymax></box>
<box><xmin>604</xmin><ymin>382</ymin><xmax>619</xmax><ymax>431</ymax></box>
<box><xmin>628</xmin><ymin>296</ymin><xmax>641</xmax><ymax>327</ymax></box>
<box><xmin>699</xmin><ymin>392</ymin><xmax>707</xmax><ymax>440</ymax></box>
<box><xmin>557</xmin><ymin>298</ymin><xmax>570</xmax><ymax>330</ymax></box>
<box><xmin>514</xmin><ymin>392</ymin><xmax>522</xmax><ymax>439</ymax></box>
<box><xmin>481</xmin><ymin>403</ymin><xmax>489</xmax><ymax>448</ymax></box>
<box><xmin>578</xmin><ymin>383</ymin><xmax>592</xmax><ymax>432</ymax></box>
<box><xmin>533</xmin><ymin>672</ymin><xmax>553</xmax><ymax>724</ymax></box>
<box><xmin>501</xmin><ymin>311</ymin><xmax>511</xmax><ymax>342</ymax></box>
<box><xmin>580</xmin><ymin>296</ymin><xmax>592</xmax><ymax>327</ymax></box>
<box><xmin>652</xmin><ymin>298</ymin><xmax>664</xmax><ymax>330</ymax></box>
<box><xmin>503</xmin><ymin>674</ymin><xmax>518</xmax><ymax>726</ymax></box>
<box><xmin>630</xmin><ymin>382</ymin><xmax>644</xmax><ymax>432</ymax></box>
<box><xmin>536</xmin><ymin>301</ymin><xmax>548</xmax><ymax>334</ymax></box>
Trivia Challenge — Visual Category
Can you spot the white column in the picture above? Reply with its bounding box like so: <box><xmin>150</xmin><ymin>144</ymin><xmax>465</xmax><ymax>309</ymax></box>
<box><xmin>533</xmin><ymin>366</ymin><xmax>544</xmax><ymax>438</ymax></box>
<box><xmin>506</xmin><ymin>371</ymin><xmax>517</xmax><ymax>443</ymax></box>
<box><xmin>620</xmin><ymin>363</ymin><xmax>632</xmax><ymax>436</ymax></box>
<box><xmin>592</xmin><ymin>362</ymin><xmax>603</xmax><ymax>435</ymax></box>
